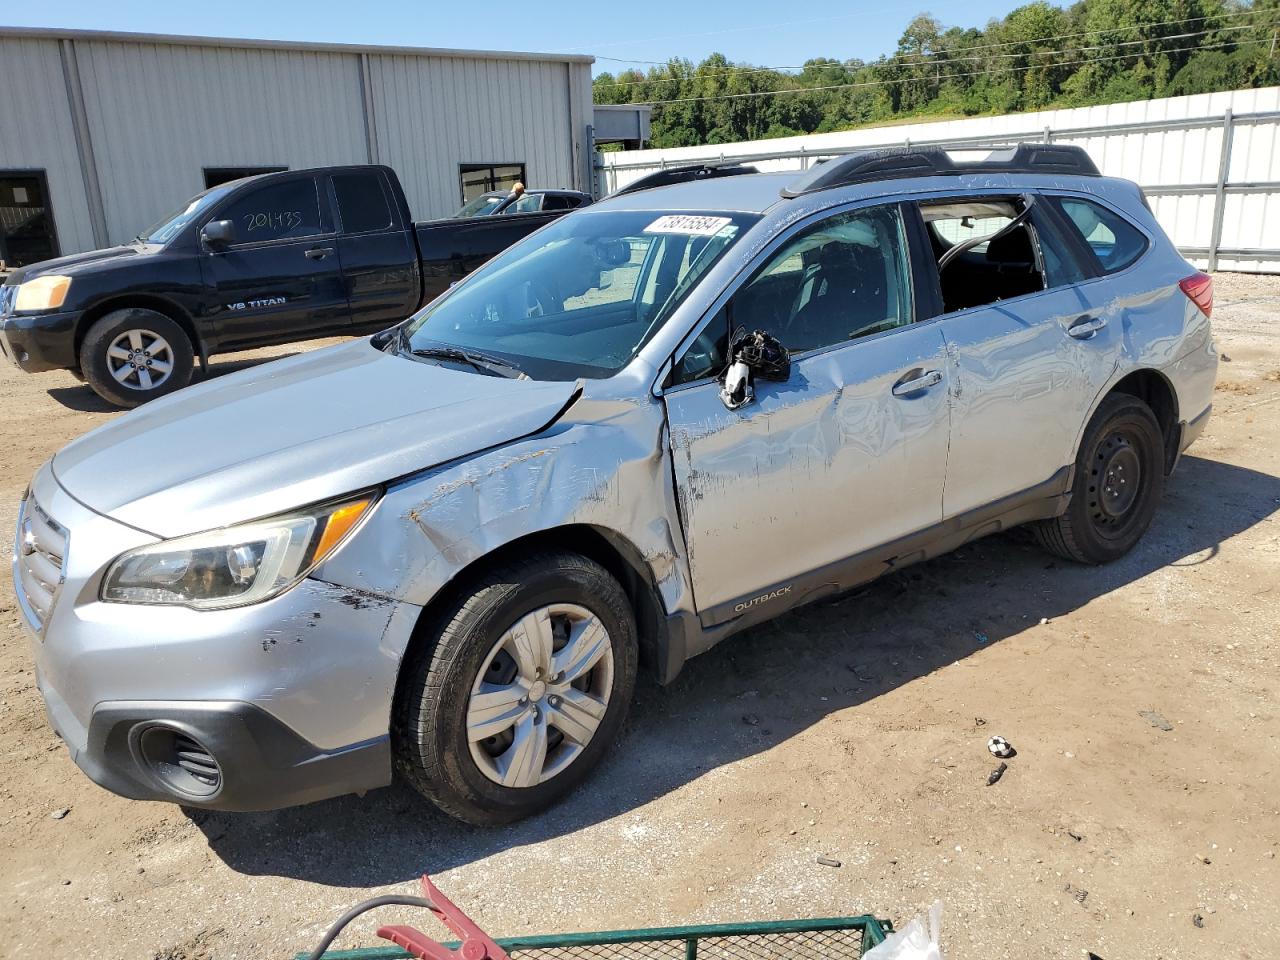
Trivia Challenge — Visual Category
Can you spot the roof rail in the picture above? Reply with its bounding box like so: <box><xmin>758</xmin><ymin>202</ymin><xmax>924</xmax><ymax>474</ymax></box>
<box><xmin>612</xmin><ymin>161</ymin><xmax>758</xmax><ymax>196</ymax></box>
<box><xmin>779</xmin><ymin>143</ymin><xmax>1100</xmax><ymax>198</ymax></box>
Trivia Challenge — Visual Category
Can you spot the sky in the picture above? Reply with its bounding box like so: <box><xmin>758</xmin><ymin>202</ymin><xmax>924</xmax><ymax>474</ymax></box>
<box><xmin>3</xmin><ymin>0</ymin><xmax>1040</xmax><ymax>81</ymax></box>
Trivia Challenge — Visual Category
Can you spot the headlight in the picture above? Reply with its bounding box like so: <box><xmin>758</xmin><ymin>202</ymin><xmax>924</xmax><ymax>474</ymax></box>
<box><xmin>101</xmin><ymin>492</ymin><xmax>377</xmax><ymax>609</ymax></box>
<box><xmin>15</xmin><ymin>275</ymin><xmax>72</xmax><ymax>312</ymax></box>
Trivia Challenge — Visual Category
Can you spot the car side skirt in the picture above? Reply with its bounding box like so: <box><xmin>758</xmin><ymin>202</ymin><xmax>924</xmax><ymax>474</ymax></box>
<box><xmin>675</xmin><ymin>464</ymin><xmax>1073</xmax><ymax>661</ymax></box>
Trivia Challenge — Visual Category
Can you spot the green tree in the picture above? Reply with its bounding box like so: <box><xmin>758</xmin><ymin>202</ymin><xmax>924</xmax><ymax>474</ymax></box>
<box><xmin>593</xmin><ymin>0</ymin><xmax>1280</xmax><ymax>146</ymax></box>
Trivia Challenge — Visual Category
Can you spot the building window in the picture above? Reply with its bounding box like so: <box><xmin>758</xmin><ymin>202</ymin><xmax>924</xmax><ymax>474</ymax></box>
<box><xmin>203</xmin><ymin>166</ymin><xmax>287</xmax><ymax>189</ymax></box>
<box><xmin>0</xmin><ymin>171</ymin><xmax>60</xmax><ymax>269</ymax></box>
<box><xmin>459</xmin><ymin>163</ymin><xmax>526</xmax><ymax>203</ymax></box>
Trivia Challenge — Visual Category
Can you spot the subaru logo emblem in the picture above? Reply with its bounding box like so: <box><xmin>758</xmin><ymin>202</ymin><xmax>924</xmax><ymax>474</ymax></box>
<box><xmin>19</xmin><ymin>519</ymin><xmax>36</xmax><ymax>556</ymax></box>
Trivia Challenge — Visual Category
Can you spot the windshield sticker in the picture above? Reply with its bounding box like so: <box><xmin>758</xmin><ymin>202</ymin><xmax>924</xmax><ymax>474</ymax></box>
<box><xmin>644</xmin><ymin>215</ymin><xmax>733</xmax><ymax>236</ymax></box>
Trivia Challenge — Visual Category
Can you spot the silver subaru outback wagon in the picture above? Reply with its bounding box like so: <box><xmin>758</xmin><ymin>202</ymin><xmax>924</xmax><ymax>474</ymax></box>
<box><xmin>15</xmin><ymin>145</ymin><xmax>1217</xmax><ymax>824</ymax></box>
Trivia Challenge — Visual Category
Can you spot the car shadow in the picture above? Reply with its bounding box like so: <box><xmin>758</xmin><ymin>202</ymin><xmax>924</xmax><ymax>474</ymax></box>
<box><xmin>44</xmin><ymin>351</ymin><xmax>305</xmax><ymax>412</ymax></box>
<box><xmin>190</xmin><ymin>453</ymin><xmax>1280</xmax><ymax>886</ymax></box>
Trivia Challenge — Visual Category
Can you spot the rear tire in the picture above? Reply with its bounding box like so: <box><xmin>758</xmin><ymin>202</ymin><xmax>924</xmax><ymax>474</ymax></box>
<box><xmin>1034</xmin><ymin>393</ymin><xmax>1165</xmax><ymax>564</ymax></box>
<box><xmin>80</xmin><ymin>308</ymin><xmax>194</xmax><ymax>409</ymax></box>
<box><xmin>393</xmin><ymin>551</ymin><xmax>638</xmax><ymax>825</ymax></box>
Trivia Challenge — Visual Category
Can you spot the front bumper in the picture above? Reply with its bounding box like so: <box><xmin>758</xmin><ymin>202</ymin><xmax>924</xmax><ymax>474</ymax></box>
<box><xmin>38</xmin><ymin>691</ymin><xmax>392</xmax><ymax>811</ymax></box>
<box><xmin>0</xmin><ymin>309</ymin><xmax>81</xmax><ymax>372</ymax></box>
<box><xmin>19</xmin><ymin>462</ymin><xmax>422</xmax><ymax>810</ymax></box>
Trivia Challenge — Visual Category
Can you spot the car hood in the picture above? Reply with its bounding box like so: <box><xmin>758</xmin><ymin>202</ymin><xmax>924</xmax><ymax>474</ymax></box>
<box><xmin>52</xmin><ymin>340</ymin><xmax>579</xmax><ymax>538</ymax></box>
<box><xmin>3</xmin><ymin>244</ymin><xmax>151</xmax><ymax>284</ymax></box>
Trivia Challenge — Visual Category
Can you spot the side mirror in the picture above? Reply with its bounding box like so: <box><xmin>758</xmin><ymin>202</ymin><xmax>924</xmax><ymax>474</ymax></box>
<box><xmin>201</xmin><ymin>219</ymin><xmax>235</xmax><ymax>248</ymax></box>
<box><xmin>719</xmin><ymin>329</ymin><xmax>790</xmax><ymax>410</ymax></box>
<box><xmin>593</xmin><ymin>238</ymin><xmax>632</xmax><ymax>267</ymax></box>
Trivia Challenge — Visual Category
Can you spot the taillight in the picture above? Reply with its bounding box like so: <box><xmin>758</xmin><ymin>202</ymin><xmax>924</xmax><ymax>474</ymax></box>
<box><xmin>1179</xmin><ymin>272</ymin><xmax>1213</xmax><ymax>318</ymax></box>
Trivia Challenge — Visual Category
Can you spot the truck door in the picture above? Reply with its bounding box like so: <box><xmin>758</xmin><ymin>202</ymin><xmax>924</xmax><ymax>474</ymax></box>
<box><xmin>329</xmin><ymin>170</ymin><xmax>421</xmax><ymax>329</ymax></box>
<box><xmin>201</xmin><ymin>174</ymin><xmax>350</xmax><ymax>348</ymax></box>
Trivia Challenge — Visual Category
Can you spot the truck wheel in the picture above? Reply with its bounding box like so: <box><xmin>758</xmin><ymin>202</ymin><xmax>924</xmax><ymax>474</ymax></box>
<box><xmin>80</xmin><ymin>309</ymin><xmax>194</xmax><ymax>409</ymax></box>
<box><xmin>1034</xmin><ymin>393</ymin><xmax>1165</xmax><ymax>564</ymax></box>
<box><xmin>394</xmin><ymin>551</ymin><xmax>638</xmax><ymax>825</ymax></box>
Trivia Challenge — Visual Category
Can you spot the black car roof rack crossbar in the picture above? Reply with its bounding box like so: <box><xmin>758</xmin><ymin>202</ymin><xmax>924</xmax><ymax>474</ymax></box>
<box><xmin>779</xmin><ymin>143</ymin><xmax>1100</xmax><ymax>198</ymax></box>
<box><xmin>613</xmin><ymin>161</ymin><xmax>759</xmax><ymax>196</ymax></box>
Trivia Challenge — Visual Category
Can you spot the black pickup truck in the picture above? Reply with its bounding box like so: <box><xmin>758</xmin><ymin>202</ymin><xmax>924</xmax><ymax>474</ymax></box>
<box><xmin>0</xmin><ymin>165</ymin><xmax>586</xmax><ymax>407</ymax></box>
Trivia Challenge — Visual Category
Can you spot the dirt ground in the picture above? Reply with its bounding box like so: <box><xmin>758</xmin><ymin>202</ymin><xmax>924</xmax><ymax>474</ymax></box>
<box><xmin>1</xmin><ymin>275</ymin><xmax>1277</xmax><ymax>960</ymax></box>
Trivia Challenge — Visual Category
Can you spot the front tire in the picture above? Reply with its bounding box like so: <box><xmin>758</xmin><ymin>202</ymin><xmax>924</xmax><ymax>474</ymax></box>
<box><xmin>394</xmin><ymin>551</ymin><xmax>638</xmax><ymax>825</ymax></box>
<box><xmin>1034</xmin><ymin>393</ymin><xmax>1165</xmax><ymax>564</ymax></box>
<box><xmin>79</xmin><ymin>308</ymin><xmax>194</xmax><ymax>409</ymax></box>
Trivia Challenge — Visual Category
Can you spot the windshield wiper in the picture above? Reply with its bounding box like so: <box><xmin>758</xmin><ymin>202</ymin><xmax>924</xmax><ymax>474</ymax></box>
<box><xmin>410</xmin><ymin>345</ymin><xmax>528</xmax><ymax>379</ymax></box>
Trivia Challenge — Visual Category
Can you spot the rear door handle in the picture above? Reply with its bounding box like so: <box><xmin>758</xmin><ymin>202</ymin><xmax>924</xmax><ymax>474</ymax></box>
<box><xmin>1067</xmin><ymin>315</ymin><xmax>1108</xmax><ymax>339</ymax></box>
<box><xmin>892</xmin><ymin>368</ymin><xmax>943</xmax><ymax>397</ymax></box>
<box><xmin>305</xmin><ymin>246</ymin><xmax>334</xmax><ymax>260</ymax></box>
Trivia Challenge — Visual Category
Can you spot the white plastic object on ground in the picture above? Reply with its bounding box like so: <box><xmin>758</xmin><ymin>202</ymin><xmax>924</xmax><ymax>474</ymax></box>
<box><xmin>863</xmin><ymin>901</ymin><xmax>944</xmax><ymax>960</ymax></box>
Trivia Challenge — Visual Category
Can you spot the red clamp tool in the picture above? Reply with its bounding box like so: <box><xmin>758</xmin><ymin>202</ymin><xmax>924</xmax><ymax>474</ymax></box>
<box><xmin>377</xmin><ymin>875</ymin><xmax>512</xmax><ymax>960</ymax></box>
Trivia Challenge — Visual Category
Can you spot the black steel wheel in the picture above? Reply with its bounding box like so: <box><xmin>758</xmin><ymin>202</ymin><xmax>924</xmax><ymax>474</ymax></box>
<box><xmin>1034</xmin><ymin>393</ymin><xmax>1166</xmax><ymax>564</ymax></box>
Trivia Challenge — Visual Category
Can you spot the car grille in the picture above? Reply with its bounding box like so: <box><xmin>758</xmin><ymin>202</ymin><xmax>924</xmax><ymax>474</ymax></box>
<box><xmin>0</xmin><ymin>284</ymin><xmax>15</xmax><ymax>318</ymax></box>
<box><xmin>173</xmin><ymin>734</ymin><xmax>222</xmax><ymax>790</ymax></box>
<box><xmin>14</xmin><ymin>494</ymin><xmax>68</xmax><ymax>633</ymax></box>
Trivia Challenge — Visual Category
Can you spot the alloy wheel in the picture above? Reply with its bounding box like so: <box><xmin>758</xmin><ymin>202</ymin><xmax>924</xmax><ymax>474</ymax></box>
<box><xmin>106</xmin><ymin>328</ymin><xmax>175</xmax><ymax>391</ymax></box>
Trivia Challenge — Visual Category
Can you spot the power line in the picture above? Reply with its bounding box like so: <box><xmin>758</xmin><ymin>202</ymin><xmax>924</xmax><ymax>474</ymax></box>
<box><xmin>581</xmin><ymin>4</ymin><xmax>970</xmax><ymax>51</ymax></box>
<box><xmin>596</xmin><ymin>5</ymin><xmax>1269</xmax><ymax>81</ymax></box>
<box><xmin>596</xmin><ymin>17</ymin><xmax>1271</xmax><ymax>90</ymax></box>
<box><xmin>610</xmin><ymin>35</ymin><xmax>1275</xmax><ymax>106</ymax></box>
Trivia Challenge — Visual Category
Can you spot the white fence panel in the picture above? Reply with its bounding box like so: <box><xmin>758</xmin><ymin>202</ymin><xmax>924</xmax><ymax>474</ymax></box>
<box><xmin>598</xmin><ymin>86</ymin><xmax>1280</xmax><ymax>272</ymax></box>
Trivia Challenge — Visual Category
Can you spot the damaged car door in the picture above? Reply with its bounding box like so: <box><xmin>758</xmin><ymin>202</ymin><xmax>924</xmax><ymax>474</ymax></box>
<box><xmin>915</xmin><ymin>194</ymin><xmax>1124</xmax><ymax>517</ymax></box>
<box><xmin>663</xmin><ymin>202</ymin><xmax>951</xmax><ymax>626</ymax></box>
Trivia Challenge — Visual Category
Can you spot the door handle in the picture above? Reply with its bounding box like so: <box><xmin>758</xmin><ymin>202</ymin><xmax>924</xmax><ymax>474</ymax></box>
<box><xmin>305</xmin><ymin>246</ymin><xmax>334</xmax><ymax>260</ymax></box>
<box><xmin>891</xmin><ymin>368</ymin><xmax>943</xmax><ymax>397</ymax></box>
<box><xmin>1067</xmin><ymin>315</ymin><xmax>1108</xmax><ymax>339</ymax></box>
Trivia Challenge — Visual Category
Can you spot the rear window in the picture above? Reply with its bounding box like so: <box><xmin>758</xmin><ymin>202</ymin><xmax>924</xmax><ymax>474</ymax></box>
<box><xmin>333</xmin><ymin>173</ymin><xmax>393</xmax><ymax>234</ymax></box>
<box><xmin>1053</xmin><ymin>197</ymin><xmax>1147</xmax><ymax>273</ymax></box>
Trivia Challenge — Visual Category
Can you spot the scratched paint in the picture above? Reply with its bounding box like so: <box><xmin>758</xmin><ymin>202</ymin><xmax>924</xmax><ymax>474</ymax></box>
<box><xmin>315</xmin><ymin>397</ymin><xmax>695</xmax><ymax>622</ymax></box>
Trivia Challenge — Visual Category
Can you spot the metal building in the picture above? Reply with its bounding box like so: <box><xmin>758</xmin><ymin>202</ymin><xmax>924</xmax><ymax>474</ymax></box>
<box><xmin>0</xmin><ymin>26</ymin><xmax>595</xmax><ymax>266</ymax></box>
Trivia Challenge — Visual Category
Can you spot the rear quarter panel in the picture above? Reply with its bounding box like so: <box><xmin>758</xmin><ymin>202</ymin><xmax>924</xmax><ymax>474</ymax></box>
<box><xmin>1060</xmin><ymin>182</ymin><xmax>1217</xmax><ymax>449</ymax></box>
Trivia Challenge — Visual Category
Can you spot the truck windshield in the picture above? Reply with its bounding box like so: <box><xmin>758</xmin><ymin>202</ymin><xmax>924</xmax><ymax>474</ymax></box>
<box><xmin>138</xmin><ymin>183</ymin><xmax>238</xmax><ymax>244</ymax></box>
<box><xmin>404</xmin><ymin>209</ymin><xmax>759</xmax><ymax>379</ymax></box>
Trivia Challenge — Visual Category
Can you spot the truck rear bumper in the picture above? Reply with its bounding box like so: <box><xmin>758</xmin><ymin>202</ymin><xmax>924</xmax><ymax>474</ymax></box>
<box><xmin>0</xmin><ymin>310</ymin><xmax>80</xmax><ymax>372</ymax></box>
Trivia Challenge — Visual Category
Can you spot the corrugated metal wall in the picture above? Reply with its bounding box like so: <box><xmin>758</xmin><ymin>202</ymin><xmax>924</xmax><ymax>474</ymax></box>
<box><xmin>0</xmin><ymin>30</ymin><xmax>593</xmax><ymax>256</ymax></box>
<box><xmin>601</xmin><ymin>87</ymin><xmax>1280</xmax><ymax>273</ymax></box>
<box><xmin>73</xmin><ymin>39</ymin><xmax>371</xmax><ymax>246</ymax></box>
<box><xmin>366</xmin><ymin>54</ymin><xmax>586</xmax><ymax>217</ymax></box>
<box><xmin>0</xmin><ymin>37</ymin><xmax>97</xmax><ymax>254</ymax></box>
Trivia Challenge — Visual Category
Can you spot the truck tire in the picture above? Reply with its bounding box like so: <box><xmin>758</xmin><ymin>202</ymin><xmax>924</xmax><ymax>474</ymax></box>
<box><xmin>80</xmin><ymin>308</ymin><xmax>194</xmax><ymax>409</ymax></box>
<box><xmin>1033</xmin><ymin>393</ymin><xmax>1165</xmax><ymax>564</ymax></box>
<box><xmin>394</xmin><ymin>551</ymin><xmax>638</xmax><ymax>825</ymax></box>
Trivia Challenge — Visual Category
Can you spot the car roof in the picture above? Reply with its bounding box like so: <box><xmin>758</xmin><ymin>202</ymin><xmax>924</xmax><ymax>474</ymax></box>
<box><xmin>594</xmin><ymin>172</ymin><xmax>796</xmax><ymax>214</ymax></box>
<box><xmin>598</xmin><ymin>145</ymin><xmax>1113</xmax><ymax>215</ymax></box>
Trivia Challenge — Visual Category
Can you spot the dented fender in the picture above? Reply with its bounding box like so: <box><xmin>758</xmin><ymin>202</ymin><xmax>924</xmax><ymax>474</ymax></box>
<box><xmin>309</xmin><ymin>391</ymin><xmax>697</xmax><ymax>640</ymax></box>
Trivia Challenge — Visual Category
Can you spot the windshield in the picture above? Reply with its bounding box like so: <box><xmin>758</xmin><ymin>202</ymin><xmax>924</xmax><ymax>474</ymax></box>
<box><xmin>454</xmin><ymin>194</ymin><xmax>505</xmax><ymax>218</ymax></box>
<box><xmin>139</xmin><ymin>182</ymin><xmax>239</xmax><ymax>244</ymax></box>
<box><xmin>404</xmin><ymin>209</ymin><xmax>759</xmax><ymax>379</ymax></box>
